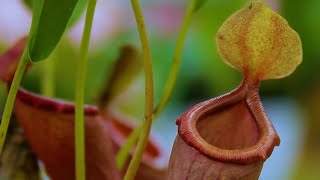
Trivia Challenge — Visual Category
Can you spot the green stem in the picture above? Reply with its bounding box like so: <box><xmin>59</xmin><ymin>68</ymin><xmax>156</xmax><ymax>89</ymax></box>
<box><xmin>75</xmin><ymin>0</ymin><xmax>97</xmax><ymax>179</ymax></box>
<box><xmin>153</xmin><ymin>0</ymin><xmax>197</xmax><ymax>117</ymax></box>
<box><xmin>0</xmin><ymin>49</ymin><xmax>29</xmax><ymax>154</ymax></box>
<box><xmin>116</xmin><ymin>126</ymin><xmax>142</xmax><ymax>169</ymax></box>
<box><xmin>41</xmin><ymin>57</ymin><xmax>55</xmax><ymax>97</ymax></box>
<box><xmin>116</xmin><ymin>0</ymin><xmax>197</xmax><ymax>170</ymax></box>
<box><xmin>123</xmin><ymin>0</ymin><xmax>154</xmax><ymax>179</ymax></box>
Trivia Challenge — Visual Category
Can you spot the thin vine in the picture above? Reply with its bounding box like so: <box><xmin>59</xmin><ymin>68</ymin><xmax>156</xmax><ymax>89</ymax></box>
<box><xmin>0</xmin><ymin>49</ymin><xmax>29</xmax><ymax>153</ymax></box>
<box><xmin>75</xmin><ymin>0</ymin><xmax>97</xmax><ymax>179</ymax></box>
<box><xmin>123</xmin><ymin>0</ymin><xmax>154</xmax><ymax>179</ymax></box>
<box><xmin>41</xmin><ymin>56</ymin><xmax>55</xmax><ymax>97</ymax></box>
<box><xmin>116</xmin><ymin>0</ymin><xmax>198</xmax><ymax>170</ymax></box>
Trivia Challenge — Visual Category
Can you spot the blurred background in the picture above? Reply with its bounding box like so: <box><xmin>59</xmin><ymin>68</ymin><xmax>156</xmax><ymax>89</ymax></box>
<box><xmin>0</xmin><ymin>0</ymin><xmax>319</xmax><ymax>179</ymax></box>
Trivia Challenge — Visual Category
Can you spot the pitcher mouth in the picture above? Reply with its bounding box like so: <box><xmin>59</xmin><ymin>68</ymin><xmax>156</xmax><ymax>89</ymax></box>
<box><xmin>176</xmin><ymin>78</ymin><xmax>280</xmax><ymax>164</ymax></box>
<box><xmin>16</xmin><ymin>87</ymin><xmax>99</xmax><ymax>115</ymax></box>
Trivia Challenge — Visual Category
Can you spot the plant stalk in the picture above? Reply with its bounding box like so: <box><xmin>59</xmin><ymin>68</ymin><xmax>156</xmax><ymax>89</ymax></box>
<box><xmin>75</xmin><ymin>0</ymin><xmax>97</xmax><ymax>179</ymax></box>
<box><xmin>0</xmin><ymin>48</ymin><xmax>29</xmax><ymax>154</ymax></box>
<box><xmin>153</xmin><ymin>0</ymin><xmax>197</xmax><ymax>117</ymax></box>
<box><xmin>116</xmin><ymin>0</ymin><xmax>197</xmax><ymax>170</ymax></box>
<box><xmin>41</xmin><ymin>57</ymin><xmax>55</xmax><ymax>97</ymax></box>
<box><xmin>123</xmin><ymin>0</ymin><xmax>154</xmax><ymax>179</ymax></box>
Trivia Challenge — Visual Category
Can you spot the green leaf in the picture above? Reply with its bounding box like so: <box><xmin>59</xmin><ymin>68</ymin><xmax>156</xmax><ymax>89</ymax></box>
<box><xmin>98</xmin><ymin>45</ymin><xmax>143</xmax><ymax>108</ymax></box>
<box><xmin>194</xmin><ymin>0</ymin><xmax>209</xmax><ymax>12</ymax></box>
<box><xmin>23</xmin><ymin>0</ymin><xmax>86</xmax><ymax>28</ymax></box>
<box><xmin>28</xmin><ymin>0</ymin><xmax>80</xmax><ymax>62</ymax></box>
<box><xmin>22</xmin><ymin>0</ymin><xmax>33</xmax><ymax>10</ymax></box>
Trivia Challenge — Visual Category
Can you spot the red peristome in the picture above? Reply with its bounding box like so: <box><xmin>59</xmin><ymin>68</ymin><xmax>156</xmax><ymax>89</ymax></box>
<box><xmin>176</xmin><ymin>79</ymin><xmax>280</xmax><ymax>164</ymax></box>
<box><xmin>17</xmin><ymin>88</ymin><xmax>98</xmax><ymax>115</ymax></box>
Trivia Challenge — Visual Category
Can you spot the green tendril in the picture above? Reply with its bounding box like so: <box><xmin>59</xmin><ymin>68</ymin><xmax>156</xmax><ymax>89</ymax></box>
<box><xmin>116</xmin><ymin>0</ymin><xmax>198</xmax><ymax>170</ymax></box>
<box><xmin>0</xmin><ymin>49</ymin><xmax>29</xmax><ymax>154</ymax></box>
<box><xmin>75</xmin><ymin>0</ymin><xmax>97</xmax><ymax>179</ymax></box>
<box><xmin>123</xmin><ymin>0</ymin><xmax>154</xmax><ymax>179</ymax></box>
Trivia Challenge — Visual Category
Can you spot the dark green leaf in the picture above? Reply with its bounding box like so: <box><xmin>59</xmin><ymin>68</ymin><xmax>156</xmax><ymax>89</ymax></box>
<box><xmin>28</xmin><ymin>0</ymin><xmax>80</xmax><ymax>62</ymax></box>
<box><xmin>98</xmin><ymin>45</ymin><xmax>143</xmax><ymax>107</ymax></box>
<box><xmin>23</xmin><ymin>0</ymin><xmax>86</xmax><ymax>28</ymax></box>
<box><xmin>194</xmin><ymin>0</ymin><xmax>209</xmax><ymax>12</ymax></box>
